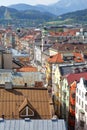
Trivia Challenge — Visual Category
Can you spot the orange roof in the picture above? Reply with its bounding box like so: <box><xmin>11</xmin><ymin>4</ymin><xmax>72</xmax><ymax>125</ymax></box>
<box><xmin>24</xmin><ymin>35</ymin><xmax>34</xmax><ymax>40</ymax></box>
<box><xmin>0</xmin><ymin>87</ymin><xmax>53</xmax><ymax>119</ymax></box>
<box><xmin>47</xmin><ymin>52</ymin><xmax>84</xmax><ymax>64</ymax></box>
<box><xmin>74</xmin><ymin>52</ymin><xmax>84</xmax><ymax>62</ymax></box>
<box><xmin>70</xmin><ymin>81</ymin><xmax>77</xmax><ymax>90</ymax></box>
<box><xmin>49</xmin><ymin>29</ymin><xmax>79</xmax><ymax>37</ymax></box>
<box><xmin>47</xmin><ymin>53</ymin><xmax>63</xmax><ymax>63</ymax></box>
<box><xmin>17</xmin><ymin>66</ymin><xmax>38</xmax><ymax>72</ymax></box>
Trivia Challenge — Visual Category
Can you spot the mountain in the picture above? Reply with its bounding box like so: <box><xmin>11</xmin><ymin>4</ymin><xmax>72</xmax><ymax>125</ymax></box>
<box><xmin>9</xmin><ymin>0</ymin><xmax>87</xmax><ymax>15</ymax></box>
<box><xmin>0</xmin><ymin>6</ymin><xmax>56</xmax><ymax>27</ymax></box>
<box><xmin>9</xmin><ymin>3</ymin><xmax>47</xmax><ymax>12</ymax></box>
<box><xmin>50</xmin><ymin>0</ymin><xmax>87</xmax><ymax>15</ymax></box>
<box><xmin>0</xmin><ymin>6</ymin><xmax>55</xmax><ymax>19</ymax></box>
<box><xmin>56</xmin><ymin>8</ymin><xmax>87</xmax><ymax>24</ymax></box>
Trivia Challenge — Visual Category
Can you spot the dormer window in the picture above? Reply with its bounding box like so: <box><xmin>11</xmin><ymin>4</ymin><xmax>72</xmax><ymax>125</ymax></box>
<box><xmin>77</xmin><ymin>57</ymin><xmax>81</xmax><ymax>60</ymax></box>
<box><xmin>63</xmin><ymin>56</ymin><xmax>74</xmax><ymax>61</ymax></box>
<box><xmin>20</xmin><ymin>106</ymin><xmax>34</xmax><ymax>117</ymax></box>
<box><xmin>74</xmin><ymin>68</ymin><xmax>80</xmax><ymax>73</ymax></box>
<box><xmin>19</xmin><ymin>98</ymin><xmax>34</xmax><ymax>118</ymax></box>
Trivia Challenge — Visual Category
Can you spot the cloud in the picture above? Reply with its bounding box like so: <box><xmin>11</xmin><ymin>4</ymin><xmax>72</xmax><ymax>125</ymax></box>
<box><xmin>0</xmin><ymin>0</ymin><xmax>58</xmax><ymax>6</ymax></box>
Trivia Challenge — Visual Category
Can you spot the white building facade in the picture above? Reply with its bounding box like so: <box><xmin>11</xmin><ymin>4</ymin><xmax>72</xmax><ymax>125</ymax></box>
<box><xmin>75</xmin><ymin>78</ymin><xmax>87</xmax><ymax>130</ymax></box>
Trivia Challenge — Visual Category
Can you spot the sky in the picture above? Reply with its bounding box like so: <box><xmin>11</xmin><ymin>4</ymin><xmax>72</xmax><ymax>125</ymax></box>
<box><xmin>0</xmin><ymin>0</ymin><xmax>59</xmax><ymax>6</ymax></box>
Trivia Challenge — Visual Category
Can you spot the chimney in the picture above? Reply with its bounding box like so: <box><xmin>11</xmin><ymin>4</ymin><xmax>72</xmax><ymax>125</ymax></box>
<box><xmin>24</xmin><ymin>83</ymin><xmax>27</xmax><ymax>87</ymax></box>
<box><xmin>5</xmin><ymin>80</ymin><xmax>12</xmax><ymax>90</ymax></box>
<box><xmin>2</xmin><ymin>114</ymin><xmax>4</xmax><ymax>119</ymax></box>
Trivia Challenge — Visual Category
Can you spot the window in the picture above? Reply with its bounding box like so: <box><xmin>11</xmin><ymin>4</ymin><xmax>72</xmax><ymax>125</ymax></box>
<box><xmin>76</xmin><ymin>107</ymin><xmax>78</xmax><ymax>113</ymax></box>
<box><xmin>82</xmin><ymin>101</ymin><xmax>84</xmax><ymax>108</ymax></box>
<box><xmin>79</xmin><ymin>98</ymin><xmax>80</xmax><ymax>105</ymax></box>
<box><xmin>20</xmin><ymin>106</ymin><xmax>34</xmax><ymax>117</ymax></box>
<box><xmin>79</xmin><ymin>90</ymin><xmax>81</xmax><ymax>95</ymax></box>
<box><xmin>63</xmin><ymin>91</ymin><xmax>66</xmax><ymax>100</ymax></box>
<box><xmin>85</xmin><ymin>92</ymin><xmax>87</xmax><ymax>101</ymax></box>
<box><xmin>82</xmin><ymin>92</ymin><xmax>84</xmax><ymax>98</ymax></box>
<box><xmin>67</xmin><ymin>96</ymin><xmax>69</xmax><ymax>100</ymax></box>
<box><xmin>85</xmin><ymin>105</ymin><xmax>87</xmax><ymax>112</ymax></box>
<box><xmin>76</xmin><ymin>96</ymin><xmax>78</xmax><ymax>103</ymax></box>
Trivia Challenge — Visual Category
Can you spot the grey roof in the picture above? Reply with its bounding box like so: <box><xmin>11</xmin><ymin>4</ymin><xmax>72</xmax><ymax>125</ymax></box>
<box><xmin>0</xmin><ymin>119</ymin><xmax>67</xmax><ymax>130</ymax></box>
<box><xmin>59</xmin><ymin>63</ymin><xmax>87</xmax><ymax>76</ymax></box>
<box><xmin>0</xmin><ymin>71</ymin><xmax>45</xmax><ymax>87</ymax></box>
<box><xmin>11</xmin><ymin>49</ymin><xmax>29</xmax><ymax>57</ymax></box>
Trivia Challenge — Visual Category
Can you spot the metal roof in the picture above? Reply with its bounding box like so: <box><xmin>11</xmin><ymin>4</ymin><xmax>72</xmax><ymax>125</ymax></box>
<box><xmin>0</xmin><ymin>119</ymin><xmax>67</xmax><ymax>130</ymax></box>
<box><xmin>0</xmin><ymin>71</ymin><xmax>44</xmax><ymax>87</ymax></box>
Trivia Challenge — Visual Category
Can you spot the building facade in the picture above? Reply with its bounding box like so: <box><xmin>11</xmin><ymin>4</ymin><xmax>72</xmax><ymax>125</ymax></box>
<box><xmin>75</xmin><ymin>78</ymin><xmax>87</xmax><ymax>130</ymax></box>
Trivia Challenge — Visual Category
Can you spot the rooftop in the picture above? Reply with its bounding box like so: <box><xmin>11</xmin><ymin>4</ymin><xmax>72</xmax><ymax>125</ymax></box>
<box><xmin>0</xmin><ymin>87</ymin><xmax>53</xmax><ymax>119</ymax></box>
<box><xmin>0</xmin><ymin>71</ymin><xmax>44</xmax><ymax>87</ymax></box>
<box><xmin>47</xmin><ymin>52</ymin><xmax>84</xmax><ymax>64</ymax></box>
<box><xmin>0</xmin><ymin>119</ymin><xmax>66</xmax><ymax>130</ymax></box>
<box><xmin>65</xmin><ymin>72</ymin><xmax>87</xmax><ymax>85</ymax></box>
<box><xmin>50</xmin><ymin>43</ymin><xmax>87</xmax><ymax>52</ymax></box>
<box><xmin>17</xmin><ymin>66</ymin><xmax>38</xmax><ymax>72</ymax></box>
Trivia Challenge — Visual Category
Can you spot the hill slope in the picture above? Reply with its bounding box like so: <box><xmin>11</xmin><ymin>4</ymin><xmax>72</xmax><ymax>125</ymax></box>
<box><xmin>0</xmin><ymin>6</ymin><xmax>56</xmax><ymax>27</ymax></box>
<box><xmin>57</xmin><ymin>8</ymin><xmax>87</xmax><ymax>23</ymax></box>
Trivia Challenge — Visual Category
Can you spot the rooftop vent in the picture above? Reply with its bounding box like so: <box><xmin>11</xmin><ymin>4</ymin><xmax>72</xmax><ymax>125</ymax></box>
<box><xmin>24</xmin><ymin>118</ymin><xmax>30</xmax><ymax>121</ymax></box>
<box><xmin>82</xmin><ymin>67</ymin><xmax>87</xmax><ymax>72</ymax></box>
<box><xmin>5</xmin><ymin>81</ymin><xmax>12</xmax><ymax>90</ymax></box>
<box><xmin>0</xmin><ymin>118</ymin><xmax>4</xmax><ymax>122</ymax></box>
<box><xmin>51</xmin><ymin>115</ymin><xmax>57</xmax><ymax>121</ymax></box>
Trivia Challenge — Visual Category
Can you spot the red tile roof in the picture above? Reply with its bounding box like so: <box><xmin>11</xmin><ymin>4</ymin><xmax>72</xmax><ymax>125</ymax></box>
<box><xmin>65</xmin><ymin>72</ymin><xmax>87</xmax><ymax>85</ymax></box>
<box><xmin>74</xmin><ymin>52</ymin><xmax>84</xmax><ymax>62</ymax></box>
<box><xmin>51</xmin><ymin>43</ymin><xmax>87</xmax><ymax>52</ymax></box>
<box><xmin>49</xmin><ymin>29</ymin><xmax>79</xmax><ymax>37</ymax></box>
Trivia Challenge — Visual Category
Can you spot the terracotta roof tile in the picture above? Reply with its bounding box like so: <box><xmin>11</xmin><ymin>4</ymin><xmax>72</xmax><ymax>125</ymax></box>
<box><xmin>73</xmin><ymin>52</ymin><xmax>84</xmax><ymax>62</ymax></box>
<box><xmin>49</xmin><ymin>29</ymin><xmax>79</xmax><ymax>37</ymax></box>
<box><xmin>47</xmin><ymin>53</ymin><xmax>63</xmax><ymax>63</ymax></box>
<box><xmin>47</xmin><ymin>51</ymin><xmax>84</xmax><ymax>64</ymax></box>
<box><xmin>51</xmin><ymin>43</ymin><xmax>87</xmax><ymax>52</ymax></box>
<box><xmin>17</xmin><ymin>66</ymin><xmax>37</xmax><ymax>72</ymax></box>
<box><xmin>0</xmin><ymin>88</ymin><xmax>53</xmax><ymax>119</ymax></box>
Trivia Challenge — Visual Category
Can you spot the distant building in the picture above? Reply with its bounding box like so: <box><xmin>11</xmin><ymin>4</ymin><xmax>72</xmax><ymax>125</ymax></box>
<box><xmin>0</xmin><ymin>71</ymin><xmax>45</xmax><ymax>87</ymax></box>
<box><xmin>0</xmin><ymin>51</ymin><xmax>12</xmax><ymax>69</ymax></box>
<box><xmin>46</xmin><ymin>51</ymin><xmax>86</xmax><ymax>118</ymax></box>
